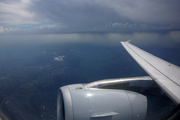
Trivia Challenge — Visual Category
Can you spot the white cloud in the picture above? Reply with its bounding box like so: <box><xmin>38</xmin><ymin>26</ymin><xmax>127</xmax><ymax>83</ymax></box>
<box><xmin>111</xmin><ymin>22</ymin><xmax>131</xmax><ymax>28</ymax></box>
<box><xmin>105</xmin><ymin>22</ymin><xmax>149</xmax><ymax>29</ymax></box>
<box><xmin>0</xmin><ymin>23</ymin><xmax>65</xmax><ymax>34</ymax></box>
<box><xmin>0</xmin><ymin>0</ymin><xmax>36</xmax><ymax>25</ymax></box>
<box><xmin>54</xmin><ymin>56</ymin><xmax>64</xmax><ymax>61</ymax></box>
<box><xmin>0</xmin><ymin>26</ymin><xmax>4</xmax><ymax>33</ymax></box>
<box><xmin>29</xmin><ymin>23</ymin><xmax>65</xmax><ymax>33</ymax></box>
<box><xmin>112</xmin><ymin>22</ymin><xmax>121</xmax><ymax>27</ymax></box>
<box><xmin>0</xmin><ymin>26</ymin><xmax>22</xmax><ymax>33</ymax></box>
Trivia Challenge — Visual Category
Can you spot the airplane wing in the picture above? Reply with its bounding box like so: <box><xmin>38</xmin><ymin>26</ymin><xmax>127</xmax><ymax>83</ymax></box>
<box><xmin>121</xmin><ymin>41</ymin><xmax>180</xmax><ymax>104</ymax></box>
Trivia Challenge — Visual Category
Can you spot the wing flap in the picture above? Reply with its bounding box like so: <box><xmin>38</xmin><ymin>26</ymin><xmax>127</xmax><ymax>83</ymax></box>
<box><xmin>121</xmin><ymin>41</ymin><xmax>180</xmax><ymax>104</ymax></box>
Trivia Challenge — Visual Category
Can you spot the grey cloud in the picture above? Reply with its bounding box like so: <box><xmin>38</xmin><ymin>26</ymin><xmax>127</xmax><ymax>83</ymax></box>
<box><xmin>29</xmin><ymin>0</ymin><xmax>119</xmax><ymax>27</ymax></box>
<box><xmin>101</xmin><ymin>0</ymin><xmax>180</xmax><ymax>24</ymax></box>
<box><xmin>30</xmin><ymin>0</ymin><xmax>180</xmax><ymax>26</ymax></box>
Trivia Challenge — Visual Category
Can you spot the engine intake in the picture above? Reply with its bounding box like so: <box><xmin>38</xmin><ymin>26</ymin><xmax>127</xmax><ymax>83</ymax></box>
<box><xmin>57</xmin><ymin>84</ymin><xmax>147</xmax><ymax>120</ymax></box>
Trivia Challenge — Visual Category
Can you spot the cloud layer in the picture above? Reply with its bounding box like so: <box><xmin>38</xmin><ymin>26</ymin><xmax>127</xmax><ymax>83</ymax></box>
<box><xmin>0</xmin><ymin>0</ymin><xmax>180</xmax><ymax>34</ymax></box>
<box><xmin>1</xmin><ymin>32</ymin><xmax>180</xmax><ymax>47</ymax></box>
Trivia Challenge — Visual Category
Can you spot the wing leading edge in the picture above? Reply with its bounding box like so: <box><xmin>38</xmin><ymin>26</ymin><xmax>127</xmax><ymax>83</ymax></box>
<box><xmin>121</xmin><ymin>41</ymin><xmax>180</xmax><ymax>104</ymax></box>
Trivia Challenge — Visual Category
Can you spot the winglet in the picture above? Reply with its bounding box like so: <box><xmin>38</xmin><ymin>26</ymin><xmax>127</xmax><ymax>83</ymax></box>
<box><xmin>120</xmin><ymin>39</ymin><xmax>132</xmax><ymax>44</ymax></box>
<box><xmin>126</xmin><ymin>39</ymin><xmax>132</xmax><ymax>43</ymax></box>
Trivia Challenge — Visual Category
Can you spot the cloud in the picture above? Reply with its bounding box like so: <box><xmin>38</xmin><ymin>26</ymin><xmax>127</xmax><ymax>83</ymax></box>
<box><xmin>31</xmin><ymin>0</ymin><xmax>180</xmax><ymax>29</ymax></box>
<box><xmin>1</xmin><ymin>32</ymin><xmax>180</xmax><ymax>48</ymax></box>
<box><xmin>54</xmin><ymin>56</ymin><xmax>64</xmax><ymax>61</ymax></box>
<box><xmin>0</xmin><ymin>0</ymin><xmax>36</xmax><ymax>25</ymax></box>
<box><xmin>0</xmin><ymin>23</ymin><xmax>65</xmax><ymax>34</ymax></box>
<box><xmin>0</xmin><ymin>0</ymin><xmax>180</xmax><ymax>34</ymax></box>
<box><xmin>0</xmin><ymin>26</ymin><xmax>22</xmax><ymax>33</ymax></box>
<box><xmin>0</xmin><ymin>26</ymin><xmax>4</xmax><ymax>33</ymax></box>
<box><xmin>100</xmin><ymin>0</ymin><xmax>180</xmax><ymax>24</ymax></box>
<box><xmin>106</xmin><ymin>22</ymin><xmax>149</xmax><ymax>29</ymax></box>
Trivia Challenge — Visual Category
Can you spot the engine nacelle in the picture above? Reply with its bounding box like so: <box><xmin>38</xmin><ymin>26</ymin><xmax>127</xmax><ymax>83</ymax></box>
<box><xmin>57</xmin><ymin>84</ymin><xmax>147</xmax><ymax>120</ymax></box>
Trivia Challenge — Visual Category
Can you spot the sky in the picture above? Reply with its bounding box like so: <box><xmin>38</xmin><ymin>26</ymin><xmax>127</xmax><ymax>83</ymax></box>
<box><xmin>0</xmin><ymin>0</ymin><xmax>180</xmax><ymax>46</ymax></box>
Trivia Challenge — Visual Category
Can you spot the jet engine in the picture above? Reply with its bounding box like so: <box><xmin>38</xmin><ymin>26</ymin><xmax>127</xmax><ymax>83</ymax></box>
<box><xmin>57</xmin><ymin>77</ymin><xmax>150</xmax><ymax>120</ymax></box>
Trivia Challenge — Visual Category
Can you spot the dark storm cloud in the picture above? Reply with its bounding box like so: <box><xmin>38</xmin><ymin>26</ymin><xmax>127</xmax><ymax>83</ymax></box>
<box><xmin>28</xmin><ymin>0</ymin><xmax>121</xmax><ymax>32</ymax></box>
<box><xmin>26</xmin><ymin>0</ymin><xmax>180</xmax><ymax>33</ymax></box>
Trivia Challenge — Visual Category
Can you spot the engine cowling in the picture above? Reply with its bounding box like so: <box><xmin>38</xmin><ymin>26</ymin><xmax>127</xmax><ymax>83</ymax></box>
<box><xmin>57</xmin><ymin>84</ymin><xmax>147</xmax><ymax>120</ymax></box>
